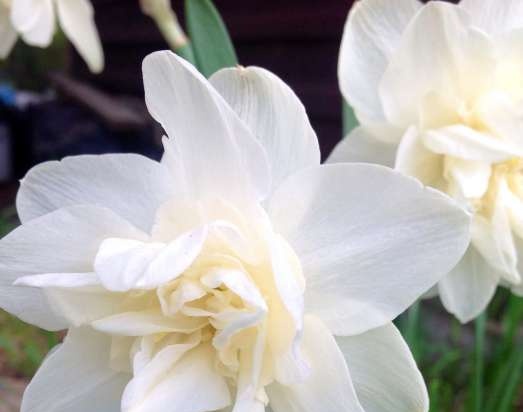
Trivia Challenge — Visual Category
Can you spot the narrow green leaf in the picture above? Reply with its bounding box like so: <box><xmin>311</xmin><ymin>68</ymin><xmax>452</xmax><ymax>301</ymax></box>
<box><xmin>496</xmin><ymin>349</ymin><xmax>523</xmax><ymax>412</ymax></box>
<box><xmin>185</xmin><ymin>0</ymin><xmax>238</xmax><ymax>77</ymax></box>
<box><xmin>175</xmin><ymin>43</ymin><xmax>197</xmax><ymax>66</ymax></box>
<box><xmin>472</xmin><ymin>312</ymin><xmax>487</xmax><ymax>412</ymax></box>
<box><xmin>342</xmin><ymin>99</ymin><xmax>358</xmax><ymax>136</ymax></box>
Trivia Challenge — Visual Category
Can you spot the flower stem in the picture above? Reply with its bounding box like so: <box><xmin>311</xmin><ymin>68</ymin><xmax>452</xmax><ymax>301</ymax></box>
<box><xmin>473</xmin><ymin>311</ymin><xmax>487</xmax><ymax>412</ymax></box>
<box><xmin>405</xmin><ymin>300</ymin><xmax>421</xmax><ymax>361</ymax></box>
<box><xmin>140</xmin><ymin>0</ymin><xmax>197</xmax><ymax>64</ymax></box>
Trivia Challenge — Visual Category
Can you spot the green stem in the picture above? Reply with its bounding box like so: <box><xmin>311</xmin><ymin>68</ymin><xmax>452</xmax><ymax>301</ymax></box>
<box><xmin>473</xmin><ymin>311</ymin><xmax>487</xmax><ymax>412</ymax></box>
<box><xmin>497</xmin><ymin>348</ymin><xmax>523</xmax><ymax>412</ymax></box>
<box><xmin>405</xmin><ymin>300</ymin><xmax>421</xmax><ymax>361</ymax></box>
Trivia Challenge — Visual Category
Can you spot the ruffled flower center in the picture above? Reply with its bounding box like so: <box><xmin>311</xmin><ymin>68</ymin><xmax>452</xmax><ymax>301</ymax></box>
<box><xmin>90</xmin><ymin>200</ymin><xmax>307</xmax><ymax>409</ymax></box>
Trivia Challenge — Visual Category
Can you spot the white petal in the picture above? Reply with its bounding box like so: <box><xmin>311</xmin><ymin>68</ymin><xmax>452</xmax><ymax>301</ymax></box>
<box><xmin>0</xmin><ymin>6</ymin><xmax>17</xmax><ymax>58</ymax></box>
<box><xmin>95</xmin><ymin>228</ymin><xmax>206</xmax><ymax>292</ymax></box>
<box><xmin>395</xmin><ymin>127</ymin><xmax>445</xmax><ymax>188</ymax></box>
<box><xmin>511</xmin><ymin>239</ymin><xmax>523</xmax><ymax>295</ymax></box>
<box><xmin>338</xmin><ymin>0</ymin><xmax>421</xmax><ymax>121</ymax></box>
<box><xmin>210</xmin><ymin>66</ymin><xmax>320</xmax><ymax>195</ymax></box>
<box><xmin>380</xmin><ymin>2</ymin><xmax>494</xmax><ymax>126</ymax></box>
<box><xmin>326</xmin><ymin>126</ymin><xmax>396</xmax><ymax>167</ymax></box>
<box><xmin>11</xmin><ymin>0</ymin><xmax>55</xmax><ymax>47</ymax></box>
<box><xmin>269</xmin><ymin>163</ymin><xmax>470</xmax><ymax>335</ymax></box>
<box><xmin>55</xmin><ymin>0</ymin><xmax>104</xmax><ymax>73</ymax></box>
<box><xmin>17</xmin><ymin>154</ymin><xmax>173</xmax><ymax>232</ymax></box>
<box><xmin>439</xmin><ymin>246</ymin><xmax>500</xmax><ymax>323</ymax></box>
<box><xmin>473</xmin><ymin>92</ymin><xmax>523</xmax><ymax>152</ymax></box>
<box><xmin>201</xmin><ymin>268</ymin><xmax>266</xmax><ymax>311</ymax></box>
<box><xmin>21</xmin><ymin>327</ymin><xmax>130</xmax><ymax>412</ymax></box>
<box><xmin>422</xmin><ymin>125</ymin><xmax>520</xmax><ymax>162</ymax></box>
<box><xmin>460</xmin><ymin>0</ymin><xmax>523</xmax><ymax>34</ymax></box>
<box><xmin>46</xmin><ymin>287</ymin><xmax>127</xmax><ymax>327</ymax></box>
<box><xmin>92</xmin><ymin>310</ymin><xmax>206</xmax><ymax>336</ymax></box>
<box><xmin>444</xmin><ymin>157</ymin><xmax>491</xmax><ymax>199</ymax></box>
<box><xmin>268</xmin><ymin>315</ymin><xmax>364</xmax><ymax>412</ymax></box>
<box><xmin>122</xmin><ymin>335</ymin><xmax>200</xmax><ymax>411</ymax></box>
<box><xmin>15</xmin><ymin>272</ymin><xmax>100</xmax><ymax>288</ymax></box>
<box><xmin>122</xmin><ymin>344</ymin><xmax>231</xmax><ymax>412</ymax></box>
<box><xmin>336</xmin><ymin>323</ymin><xmax>428</xmax><ymax>412</ymax></box>
<box><xmin>472</xmin><ymin>193</ymin><xmax>520</xmax><ymax>284</ymax></box>
<box><xmin>0</xmin><ymin>205</ymin><xmax>145</xmax><ymax>330</ymax></box>
<box><xmin>269</xmin><ymin>234</ymin><xmax>308</xmax><ymax>385</ymax></box>
<box><xmin>142</xmin><ymin>51</ymin><xmax>270</xmax><ymax>207</ymax></box>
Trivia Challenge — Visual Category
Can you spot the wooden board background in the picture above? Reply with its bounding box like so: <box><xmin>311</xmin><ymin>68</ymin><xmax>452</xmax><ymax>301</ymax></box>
<box><xmin>77</xmin><ymin>0</ymin><xmax>356</xmax><ymax>157</ymax></box>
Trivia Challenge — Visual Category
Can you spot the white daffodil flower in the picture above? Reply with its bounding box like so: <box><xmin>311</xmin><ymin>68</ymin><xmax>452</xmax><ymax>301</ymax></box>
<box><xmin>0</xmin><ymin>51</ymin><xmax>470</xmax><ymax>412</ymax></box>
<box><xmin>0</xmin><ymin>0</ymin><xmax>103</xmax><ymax>72</ymax></box>
<box><xmin>331</xmin><ymin>0</ymin><xmax>523</xmax><ymax>323</ymax></box>
<box><xmin>0</xmin><ymin>0</ymin><xmax>17</xmax><ymax>58</ymax></box>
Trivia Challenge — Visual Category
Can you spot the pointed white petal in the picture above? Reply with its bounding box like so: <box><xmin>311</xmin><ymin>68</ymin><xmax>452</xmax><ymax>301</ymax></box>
<box><xmin>122</xmin><ymin>344</ymin><xmax>231</xmax><ymax>412</ymax></box>
<box><xmin>55</xmin><ymin>0</ymin><xmax>104</xmax><ymax>73</ymax></box>
<box><xmin>439</xmin><ymin>246</ymin><xmax>500</xmax><ymax>323</ymax></box>
<box><xmin>444</xmin><ymin>158</ymin><xmax>491</xmax><ymax>199</ymax></box>
<box><xmin>95</xmin><ymin>228</ymin><xmax>206</xmax><ymax>292</ymax></box>
<box><xmin>327</xmin><ymin>127</ymin><xmax>396</xmax><ymax>167</ymax></box>
<box><xmin>21</xmin><ymin>327</ymin><xmax>129</xmax><ymax>412</ymax></box>
<box><xmin>17</xmin><ymin>154</ymin><xmax>173</xmax><ymax>232</ymax></box>
<box><xmin>337</xmin><ymin>323</ymin><xmax>429</xmax><ymax>412</ymax></box>
<box><xmin>460</xmin><ymin>0</ymin><xmax>523</xmax><ymax>34</ymax></box>
<box><xmin>338</xmin><ymin>0</ymin><xmax>421</xmax><ymax>121</ymax></box>
<box><xmin>122</xmin><ymin>335</ymin><xmax>200</xmax><ymax>411</ymax></box>
<box><xmin>15</xmin><ymin>272</ymin><xmax>100</xmax><ymax>288</ymax></box>
<box><xmin>210</xmin><ymin>66</ymin><xmax>320</xmax><ymax>195</ymax></box>
<box><xmin>269</xmin><ymin>234</ymin><xmax>308</xmax><ymax>385</ymax></box>
<box><xmin>142</xmin><ymin>51</ymin><xmax>270</xmax><ymax>207</ymax></box>
<box><xmin>0</xmin><ymin>205</ymin><xmax>145</xmax><ymax>330</ymax></box>
<box><xmin>11</xmin><ymin>0</ymin><xmax>55</xmax><ymax>47</ymax></box>
<box><xmin>268</xmin><ymin>315</ymin><xmax>364</xmax><ymax>412</ymax></box>
<box><xmin>269</xmin><ymin>163</ymin><xmax>470</xmax><ymax>335</ymax></box>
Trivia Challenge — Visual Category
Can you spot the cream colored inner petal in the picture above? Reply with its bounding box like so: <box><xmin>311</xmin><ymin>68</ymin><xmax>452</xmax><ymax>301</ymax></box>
<box><xmin>39</xmin><ymin>199</ymin><xmax>309</xmax><ymax>409</ymax></box>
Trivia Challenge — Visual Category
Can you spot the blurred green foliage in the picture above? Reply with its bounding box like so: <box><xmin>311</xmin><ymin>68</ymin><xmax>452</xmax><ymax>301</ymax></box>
<box><xmin>0</xmin><ymin>30</ymin><xmax>68</xmax><ymax>91</ymax></box>
<box><xmin>399</xmin><ymin>290</ymin><xmax>523</xmax><ymax>412</ymax></box>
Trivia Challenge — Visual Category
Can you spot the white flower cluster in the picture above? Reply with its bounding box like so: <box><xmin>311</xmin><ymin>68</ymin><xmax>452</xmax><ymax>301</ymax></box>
<box><xmin>0</xmin><ymin>0</ymin><xmax>103</xmax><ymax>72</ymax></box>
<box><xmin>332</xmin><ymin>0</ymin><xmax>523</xmax><ymax>323</ymax></box>
<box><xmin>2</xmin><ymin>0</ymin><xmax>520</xmax><ymax>411</ymax></box>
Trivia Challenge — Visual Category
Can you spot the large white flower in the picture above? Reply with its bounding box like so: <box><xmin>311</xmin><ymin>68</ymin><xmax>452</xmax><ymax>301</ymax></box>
<box><xmin>0</xmin><ymin>0</ymin><xmax>103</xmax><ymax>72</ymax></box>
<box><xmin>0</xmin><ymin>51</ymin><xmax>470</xmax><ymax>411</ymax></box>
<box><xmin>331</xmin><ymin>0</ymin><xmax>523</xmax><ymax>322</ymax></box>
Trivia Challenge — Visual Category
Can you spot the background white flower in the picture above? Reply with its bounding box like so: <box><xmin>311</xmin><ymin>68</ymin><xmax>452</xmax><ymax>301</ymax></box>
<box><xmin>0</xmin><ymin>0</ymin><xmax>17</xmax><ymax>59</ymax></box>
<box><xmin>331</xmin><ymin>0</ymin><xmax>523</xmax><ymax>323</ymax></box>
<box><xmin>0</xmin><ymin>0</ymin><xmax>104</xmax><ymax>73</ymax></box>
<box><xmin>0</xmin><ymin>50</ymin><xmax>470</xmax><ymax>411</ymax></box>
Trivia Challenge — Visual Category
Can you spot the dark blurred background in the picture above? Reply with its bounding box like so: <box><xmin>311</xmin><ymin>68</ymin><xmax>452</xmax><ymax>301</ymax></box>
<box><xmin>0</xmin><ymin>0</ymin><xmax>353</xmax><ymax>211</ymax></box>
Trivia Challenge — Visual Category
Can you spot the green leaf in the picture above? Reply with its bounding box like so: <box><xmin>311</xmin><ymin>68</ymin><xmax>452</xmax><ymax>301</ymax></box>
<box><xmin>472</xmin><ymin>312</ymin><xmax>487</xmax><ymax>412</ymax></box>
<box><xmin>185</xmin><ymin>0</ymin><xmax>238</xmax><ymax>78</ymax></box>
<box><xmin>342</xmin><ymin>99</ymin><xmax>358</xmax><ymax>136</ymax></box>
